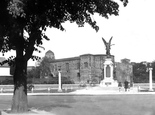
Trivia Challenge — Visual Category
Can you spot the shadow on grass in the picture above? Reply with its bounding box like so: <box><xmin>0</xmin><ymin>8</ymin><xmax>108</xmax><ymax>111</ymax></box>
<box><xmin>35</xmin><ymin>104</ymin><xmax>72</xmax><ymax>112</ymax></box>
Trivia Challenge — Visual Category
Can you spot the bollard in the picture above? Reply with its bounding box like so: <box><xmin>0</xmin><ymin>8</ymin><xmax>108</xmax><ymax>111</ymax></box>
<box><xmin>119</xmin><ymin>87</ymin><xmax>121</xmax><ymax>92</ymax></box>
<box><xmin>31</xmin><ymin>87</ymin><xmax>34</xmax><ymax>93</ymax></box>
<box><xmin>48</xmin><ymin>87</ymin><xmax>50</xmax><ymax>93</ymax></box>
<box><xmin>137</xmin><ymin>86</ymin><xmax>140</xmax><ymax>92</ymax></box>
<box><xmin>0</xmin><ymin>88</ymin><xmax>3</xmax><ymax>93</ymax></box>
<box><xmin>65</xmin><ymin>87</ymin><xmax>67</xmax><ymax>92</ymax></box>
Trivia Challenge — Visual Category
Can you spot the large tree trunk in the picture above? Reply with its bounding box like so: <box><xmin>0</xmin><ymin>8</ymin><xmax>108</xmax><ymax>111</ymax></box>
<box><xmin>10</xmin><ymin>26</ymin><xmax>36</xmax><ymax>113</ymax></box>
<box><xmin>11</xmin><ymin>57</ymin><xmax>28</xmax><ymax>113</ymax></box>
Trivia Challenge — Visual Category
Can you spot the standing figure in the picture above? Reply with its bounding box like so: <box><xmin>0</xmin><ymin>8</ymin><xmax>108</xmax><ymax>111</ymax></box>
<box><xmin>124</xmin><ymin>80</ymin><xmax>129</xmax><ymax>92</ymax></box>
<box><xmin>118</xmin><ymin>82</ymin><xmax>122</xmax><ymax>92</ymax></box>
<box><xmin>102</xmin><ymin>36</ymin><xmax>114</xmax><ymax>56</ymax></box>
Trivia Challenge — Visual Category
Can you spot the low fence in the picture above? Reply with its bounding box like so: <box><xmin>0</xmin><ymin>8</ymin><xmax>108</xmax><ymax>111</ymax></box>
<box><xmin>133</xmin><ymin>83</ymin><xmax>155</xmax><ymax>88</ymax></box>
<box><xmin>0</xmin><ymin>83</ymin><xmax>155</xmax><ymax>90</ymax></box>
<box><xmin>0</xmin><ymin>84</ymin><xmax>82</xmax><ymax>90</ymax></box>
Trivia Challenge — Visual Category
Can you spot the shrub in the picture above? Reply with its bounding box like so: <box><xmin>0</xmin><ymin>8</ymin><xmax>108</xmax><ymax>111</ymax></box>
<box><xmin>0</xmin><ymin>79</ymin><xmax>13</xmax><ymax>85</ymax></box>
<box><xmin>31</xmin><ymin>77</ymin><xmax>74</xmax><ymax>84</ymax></box>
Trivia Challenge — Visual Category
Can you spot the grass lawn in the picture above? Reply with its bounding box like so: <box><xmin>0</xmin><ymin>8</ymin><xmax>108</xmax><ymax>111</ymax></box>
<box><xmin>28</xmin><ymin>95</ymin><xmax>155</xmax><ymax>115</ymax></box>
<box><xmin>1</xmin><ymin>94</ymin><xmax>155</xmax><ymax>115</ymax></box>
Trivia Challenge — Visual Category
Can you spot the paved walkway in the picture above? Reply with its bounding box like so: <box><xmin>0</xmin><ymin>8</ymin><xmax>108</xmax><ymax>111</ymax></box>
<box><xmin>0</xmin><ymin>86</ymin><xmax>155</xmax><ymax>96</ymax></box>
<box><xmin>69</xmin><ymin>86</ymin><xmax>155</xmax><ymax>95</ymax></box>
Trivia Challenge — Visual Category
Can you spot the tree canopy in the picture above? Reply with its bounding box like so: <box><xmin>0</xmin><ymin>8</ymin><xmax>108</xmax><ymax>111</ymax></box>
<box><xmin>0</xmin><ymin>0</ymin><xmax>128</xmax><ymax>113</ymax></box>
<box><xmin>0</xmin><ymin>0</ymin><xmax>128</xmax><ymax>55</ymax></box>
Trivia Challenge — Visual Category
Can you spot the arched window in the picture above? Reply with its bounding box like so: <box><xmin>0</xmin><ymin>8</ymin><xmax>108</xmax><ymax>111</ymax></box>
<box><xmin>84</xmin><ymin>62</ymin><xmax>88</xmax><ymax>68</ymax></box>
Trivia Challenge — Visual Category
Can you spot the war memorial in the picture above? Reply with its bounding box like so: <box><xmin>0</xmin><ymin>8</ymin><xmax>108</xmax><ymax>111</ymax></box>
<box><xmin>99</xmin><ymin>37</ymin><xmax>118</xmax><ymax>87</ymax></box>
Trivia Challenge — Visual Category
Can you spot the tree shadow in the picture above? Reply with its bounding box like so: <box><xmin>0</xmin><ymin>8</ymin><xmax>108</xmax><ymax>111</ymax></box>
<box><xmin>34</xmin><ymin>104</ymin><xmax>72</xmax><ymax>112</ymax></box>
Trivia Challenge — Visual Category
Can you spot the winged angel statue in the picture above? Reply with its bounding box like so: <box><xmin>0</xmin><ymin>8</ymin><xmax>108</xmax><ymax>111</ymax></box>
<box><xmin>102</xmin><ymin>36</ymin><xmax>114</xmax><ymax>56</ymax></box>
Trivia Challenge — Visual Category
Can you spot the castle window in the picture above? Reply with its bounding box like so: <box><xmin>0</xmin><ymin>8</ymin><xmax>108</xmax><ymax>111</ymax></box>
<box><xmin>55</xmin><ymin>64</ymin><xmax>57</xmax><ymax>71</ymax></box>
<box><xmin>84</xmin><ymin>62</ymin><xmax>88</xmax><ymax>68</ymax></box>
<box><xmin>58</xmin><ymin>66</ymin><xmax>61</xmax><ymax>71</ymax></box>
<box><xmin>51</xmin><ymin>65</ymin><xmax>54</xmax><ymax>72</ymax></box>
<box><xmin>77</xmin><ymin>62</ymin><xmax>80</xmax><ymax>69</ymax></box>
<box><xmin>66</xmin><ymin>63</ymin><xmax>69</xmax><ymax>72</ymax></box>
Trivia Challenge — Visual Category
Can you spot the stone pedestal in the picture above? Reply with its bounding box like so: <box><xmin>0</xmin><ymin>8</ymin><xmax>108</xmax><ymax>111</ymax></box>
<box><xmin>100</xmin><ymin>58</ymin><xmax>118</xmax><ymax>87</ymax></box>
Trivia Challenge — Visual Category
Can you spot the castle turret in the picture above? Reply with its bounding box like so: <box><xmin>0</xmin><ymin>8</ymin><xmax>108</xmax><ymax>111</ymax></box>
<box><xmin>45</xmin><ymin>50</ymin><xmax>55</xmax><ymax>60</ymax></box>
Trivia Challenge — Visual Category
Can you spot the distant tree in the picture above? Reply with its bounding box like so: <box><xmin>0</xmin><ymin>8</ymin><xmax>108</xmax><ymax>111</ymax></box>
<box><xmin>38</xmin><ymin>56</ymin><xmax>53</xmax><ymax>78</ymax></box>
<box><xmin>27</xmin><ymin>67</ymin><xmax>40</xmax><ymax>79</ymax></box>
<box><xmin>27</xmin><ymin>66</ymin><xmax>40</xmax><ymax>84</ymax></box>
<box><xmin>116</xmin><ymin>58</ymin><xmax>133</xmax><ymax>83</ymax></box>
<box><xmin>0</xmin><ymin>0</ymin><xmax>128</xmax><ymax>113</ymax></box>
<box><xmin>133</xmin><ymin>62</ymin><xmax>148</xmax><ymax>83</ymax></box>
<box><xmin>151</xmin><ymin>61</ymin><xmax>155</xmax><ymax>81</ymax></box>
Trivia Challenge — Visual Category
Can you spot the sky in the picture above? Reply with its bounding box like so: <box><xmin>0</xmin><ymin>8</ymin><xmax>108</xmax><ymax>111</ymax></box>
<box><xmin>1</xmin><ymin>0</ymin><xmax>155</xmax><ymax>66</ymax></box>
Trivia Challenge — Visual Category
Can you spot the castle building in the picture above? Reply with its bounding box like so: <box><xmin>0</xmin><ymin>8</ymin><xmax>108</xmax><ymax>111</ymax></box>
<box><xmin>0</xmin><ymin>57</ymin><xmax>12</xmax><ymax>84</ymax></box>
<box><xmin>47</xmin><ymin>50</ymin><xmax>115</xmax><ymax>84</ymax></box>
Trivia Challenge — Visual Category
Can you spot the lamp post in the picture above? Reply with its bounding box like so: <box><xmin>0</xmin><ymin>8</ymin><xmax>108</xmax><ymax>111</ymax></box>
<box><xmin>58</xmin><ymin>67</ymin><xmax>62</xmax><ymax>92</ymax></box>
<box><xmin>149</xmin><ymin>67</ymin><xmax>153</xmax><ymax>91</ymax></box>
<box><xmin>147</xmin><ymin>63</ymin><xmax>153</xmax><ymax>91</ymax></box>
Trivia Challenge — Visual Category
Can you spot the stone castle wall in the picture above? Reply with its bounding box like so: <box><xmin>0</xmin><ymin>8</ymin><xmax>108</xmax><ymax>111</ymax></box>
<box><xmin>44</xmin><ymin>50</ymin><xmax>133</xmax><ymax>84</ymax></box>
<box><xmin>49</xmin><ymin>54</ymin><xmax>115</xmax><ymax>83</ymax></box>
